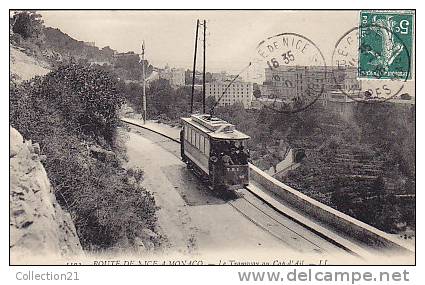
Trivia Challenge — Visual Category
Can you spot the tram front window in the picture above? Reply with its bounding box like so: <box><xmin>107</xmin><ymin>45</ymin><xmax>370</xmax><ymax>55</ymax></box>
<box><xmin>232</xmin><ymin>140</ymin><xmax>249</xmax><ymax>165</ymax></box>
<box><xmin>211</xmin><ymin>140</ymin><xmax>249</xmax><ymax>166</ymax></box>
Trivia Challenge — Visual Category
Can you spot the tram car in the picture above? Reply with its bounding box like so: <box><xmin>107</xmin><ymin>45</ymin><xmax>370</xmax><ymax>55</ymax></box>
<box><xmin>180</xmin><ymin>114</ymin><xmax>250</xmax><ymax>191</ymax></box>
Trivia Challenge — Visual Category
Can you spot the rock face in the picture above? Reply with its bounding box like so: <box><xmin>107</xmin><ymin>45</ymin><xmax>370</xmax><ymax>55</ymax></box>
<box><xmin>10</xmin><ymin>126</ymin><xmax>83</xmax><ymax>264</ymax></box>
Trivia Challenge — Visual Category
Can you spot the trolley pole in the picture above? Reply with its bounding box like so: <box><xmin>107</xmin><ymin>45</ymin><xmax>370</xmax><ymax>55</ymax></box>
<box><xmin>141</xmin><ymin>41</ymin><xmax>147</xmax><ymax>124</ymax></box>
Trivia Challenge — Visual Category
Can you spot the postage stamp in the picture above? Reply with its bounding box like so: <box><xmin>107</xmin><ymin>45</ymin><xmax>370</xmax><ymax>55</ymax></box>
<box><xmin>332</xmin><ymin>19</ymin><xmax>413</xmax><ymax>102</ymax></box>
<box><xmin>358</xmin><ymin>10</ymin><xmax>414</xmax><ymax>80</ymax></box>
<box><xmin>9</xmin><ymin>10</ymin><xmax>416</xmax><ymax>270</ymax></box>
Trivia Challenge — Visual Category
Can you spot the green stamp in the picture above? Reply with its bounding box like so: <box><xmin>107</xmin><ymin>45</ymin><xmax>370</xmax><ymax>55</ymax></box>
<box><xmin>359</xmin><ymin>11</ymin><xmax>414</xmax><ymax>80</ymax></box>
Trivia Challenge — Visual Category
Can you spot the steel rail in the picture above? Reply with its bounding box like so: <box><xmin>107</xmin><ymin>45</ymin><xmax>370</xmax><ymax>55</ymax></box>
<box><xmin>121</xmin><ymin>118</ymin><xmax>360</xmax><ymax>257</ymax></box>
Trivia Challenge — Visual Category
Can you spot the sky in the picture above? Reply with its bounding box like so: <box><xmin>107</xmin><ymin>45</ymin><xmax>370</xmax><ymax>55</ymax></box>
<box><xmin>39</xmin><ymin>10</ymin><xmax>359</xmax><ymax>74</ymax></box>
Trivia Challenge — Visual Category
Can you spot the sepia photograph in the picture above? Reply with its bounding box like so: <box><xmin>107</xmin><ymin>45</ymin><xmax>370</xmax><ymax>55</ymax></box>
<box><xmin>9</xmin><ymin>9</ymin><xmax>415</xmax><ymax>269</ymax></box>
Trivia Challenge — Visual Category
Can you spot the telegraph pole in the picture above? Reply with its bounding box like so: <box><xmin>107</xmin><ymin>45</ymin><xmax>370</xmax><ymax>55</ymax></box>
<box><xmin>190</xmin><ymin>20</ymin><xmax>200</xmax><ymax>114</ymax></box>
<box><xmin>141</xmin><ymin>41</ymin><xmax>146</xmax><ymax>124</ymax></box>
<box><xmin>202</xmin><ymin>20</ymin><xmax>206</xmax><ymax>114</ymax></box>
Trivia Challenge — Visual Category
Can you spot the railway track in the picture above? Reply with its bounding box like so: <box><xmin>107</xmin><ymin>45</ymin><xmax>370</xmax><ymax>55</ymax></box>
<box><xmin>228</xmin><ymin>192</ymin><xmax>331</xmax><ymax>254</ymax></box>
<box><xmin>121</xmin><ymin>119</ymin><xmax>363</xmax><ymax>258</ymax></box>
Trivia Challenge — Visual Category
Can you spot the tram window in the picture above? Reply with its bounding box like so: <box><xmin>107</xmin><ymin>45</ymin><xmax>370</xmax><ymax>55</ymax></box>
<box><xmin>194</xmin><ymin>131</ymin><xmax>198</xmax><ymax>148</ymax></box>
<box><xmin>191</xmin><ymin>128</ymin><xmax>194</xmax><ymax>145</ymax></box>
<box><xmin>200</xmin><ymin>135</ymin><xmax>205</xmax><ymax>154</ymax></box>
<box><xmin>205</xmin><ymin>139</ymin><xmax>210</xmax><ymax>155</ymax></box>
<box><xmin>185</xmin><ymin>126</ymin><xmax>188</xmax><ymax>140</ymax></box>
<box><xmin>191</xmin><ymin>128</ymin><xmax>194</xmax><ymax>144</ymax></box>
<box><xmin>190</xmin><ymin>128</ymin><xmax>195</xmax><ymax>144</ymax></box>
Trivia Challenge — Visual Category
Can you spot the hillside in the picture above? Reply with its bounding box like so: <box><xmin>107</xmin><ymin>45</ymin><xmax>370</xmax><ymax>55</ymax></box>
<box><xmin>43</xmin><ymin>27</ymin><xmax>115</xmax><ymax>64</ymax></box>
<box><xmin>10</xmin><ymin>46</ymin><xmax>50</xmax><ymax>81</ymax></box>
<box><xmin>213</xmin><ymin>101</ymin><xmax>415</xmax><ymax>236</ymax></box>
<box><xmin>10</xmin><ymin>12</ymin><xmax>161</xmax><ymax>259</ymax></box>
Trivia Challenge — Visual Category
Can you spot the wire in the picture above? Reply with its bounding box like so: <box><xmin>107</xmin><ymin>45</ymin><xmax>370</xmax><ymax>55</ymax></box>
<box><xmin>209</xmin><ymin>62</ymin><xmax>252</xmax><ymax>115</ymax></box>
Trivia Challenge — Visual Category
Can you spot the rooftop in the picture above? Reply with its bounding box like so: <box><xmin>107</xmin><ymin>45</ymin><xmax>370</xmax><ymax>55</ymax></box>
<box><xmin>181</xmin><ymin>114</ymin><xmax>250</xmax><ymax>140</ymax></box>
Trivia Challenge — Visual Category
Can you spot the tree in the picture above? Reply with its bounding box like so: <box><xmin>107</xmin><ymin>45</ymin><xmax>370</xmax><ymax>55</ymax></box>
<box><xmin>11</xmin><ymin>11</ymin><xmax>44</xmax><ymax>41</ymax></box>
<box><xmin>206</xmin><ymin>72</ymin><xmax>213</xmax><ymax>83</ymax></box>
<box><xmin>146</xmin><ymin>78</ymin><xmax>175</xmax><ymax>118</ymax></box>
<box><xmin>205</xmin><ymin>96</ymin><xmax>216</xmax><ymax>110</ymax></box>
<box><xmin>371</xmin><ymin>176</ymin><xmax>385</xmax><ymax>195</ymax></box>
<box><xmin>253</xmin><ymin>83</ymin><xmax>262</xmax><ymax>99</ymax></box>
<box><xmin>253</xmin><ymin>89</ymin><xmax>261</xmax><ymax>98</ymax></box>
<box><xmin>330</xmin><ymin>177</ymin><xmax>352</xmax><ymax>213</ymax></box>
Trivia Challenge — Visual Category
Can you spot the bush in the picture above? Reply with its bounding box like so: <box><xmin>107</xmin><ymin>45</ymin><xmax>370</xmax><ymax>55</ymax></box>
<box><xmin>32</xmin><ymin>64</ymin><xmax>122</xmax><ymax>145</ymax></box>
<box><xmin>11</xmin><ymin>11</ymin><xmax>44</xmax><ymax>41</ymax></box>
<box><xmin>10</xmin><ymin>64</ymin><xmax>158</xmax><ymax>249</ymax></box>
<box><xmin>121</xmin><ymin>78</ymin><xmax>195</xmax><ymax>122</ymax></box>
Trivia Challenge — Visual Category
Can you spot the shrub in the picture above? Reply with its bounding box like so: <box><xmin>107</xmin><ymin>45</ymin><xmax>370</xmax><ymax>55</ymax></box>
<box><xmin>11</xmin><ymin>11</ymin><xmax>44</xmax><ymax>41</ymax></box>
<box><xmin>10</xmin><ymin>64</ymin><xmax>158</xmax><ymax>249</ymax></box>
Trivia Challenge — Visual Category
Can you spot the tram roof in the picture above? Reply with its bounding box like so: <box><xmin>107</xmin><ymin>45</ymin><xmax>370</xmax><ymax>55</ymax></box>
<box><xmin>181</xmin><ymin>114</ymin><xmax>250</xmax><ymax>140</ymax></box>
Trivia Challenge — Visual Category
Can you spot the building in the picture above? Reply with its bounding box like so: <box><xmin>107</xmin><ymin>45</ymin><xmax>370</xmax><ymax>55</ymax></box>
<box><xmin>146</xmin><ymin>70</ymin><xmax>160</xmax><ymax>87</ymax></box>
<box><xmin>262</xmin><ymin>66</ymin><xmax>361</xmax><ymax>102</ymax></box>
<box><xmin>159</xmin><ymin>65</ymin><xmax>186</xmax><ymax>87</ymax></box>
<box><xmin>113</xmin><ymin>51</ymin><xmax>140</xmax><ymax>71</ymax></box>
<box><xmin>113</xmin><ymin>51</ymin><xmax>138</xmax><ymax>59</ymax></box>
<box><xmin>170</xmin><ymin>68</ymin><xmax>185</xmax><ymax>86</ymax></box>
<box><xmin>257</xmin><ymin>84</ymin><xmax>271</xmax><ymax>98</ymax></box>
<box><xmin>211</xmin><ymin>71</ymin><xmax>227</xmax><ymax>82</ymax></box>
<box><xmin>211</xmin><ymin>71</ymin><xmax>241</xmax><ymax>83</ymax></box>
<box><xmin>206</xmin><ymin>81</ymin><xmax>253</xmax><ymax>108</ymax></box>
<box><xmin>84</xmin><ymin>41</ymin><xmax>96</xmax><ymax>47</ymax></box>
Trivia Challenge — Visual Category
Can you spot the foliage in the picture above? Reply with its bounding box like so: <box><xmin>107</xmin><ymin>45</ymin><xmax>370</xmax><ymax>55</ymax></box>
<box><xmin>253</xmin><ymin>83</ymin><xmax>261</xmax><ymax>98</ymax></box>
<box><xmin>282</xmin><ymin>102</ymin><xmax>415</xmax><ymax>233</ymax></box>
<box><xmin>330</xmin><ymin>176</ymin><xmax>405</xmax><ymax>233</ymax></box>
<box><xmin>42</xmin><ymin>27</ymin><xmax>113</xmax><ymax>64</ymax></box>
<box><xmin>121</xmin><ymin>73</ymin><xmax>415</xmax><ymax>234</ymax></box>
<box><xmin>10</xmin><ymin>64</ymin><xmax>158</xmax><ymax>249</ymax></box>
<box><xmin>354</xmin><ymin>103</ymin><xmax>415</xmax><ymax>180</ymax></box>
<box><xmin>184</xmin><ymin>69</ymin><xmax>212</xmax><ymax>85</ymax></box>
<box><xmin>42</xmin><ymin>27</ymin><xmax>154</xmax><ymax>81</ymax></box>
<box><xmin>10</xmin><ymin>17</ymin><xmax>154</xmax><ymax>82</ymax></box>
<box><xmin>253</xmin><ymin>89</ymin><xmax>261</xmax><ymax>98</ymax></box>
<box><xmin>204</xmin><ymin>100</ymin><xmax>415</xmax><ymax>233</ymax></box>
<box><xmin>121</xmin><ymin>78</ymin><xmax>203</xmax><ymax>124</ymax></box>
<box><xmin>10</xmin><ymin>11</ymin><xmax>44</xmax><ymax>41</ymax></box>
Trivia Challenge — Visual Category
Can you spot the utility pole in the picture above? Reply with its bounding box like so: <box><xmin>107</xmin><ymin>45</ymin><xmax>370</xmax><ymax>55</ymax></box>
<box><xmin>141</xmin><ymin>41</ymin><xmax>146</xmax><ymax>124</ymax></box>
<box><xmin>190</xmin><ymin>20</ymin><xmax>199</xmax><ymax>114</ymax></box>
<box><xmin>202</xmin><ymin>20</ymin><xmax>206</xmax><ymax>114</ymax></box>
